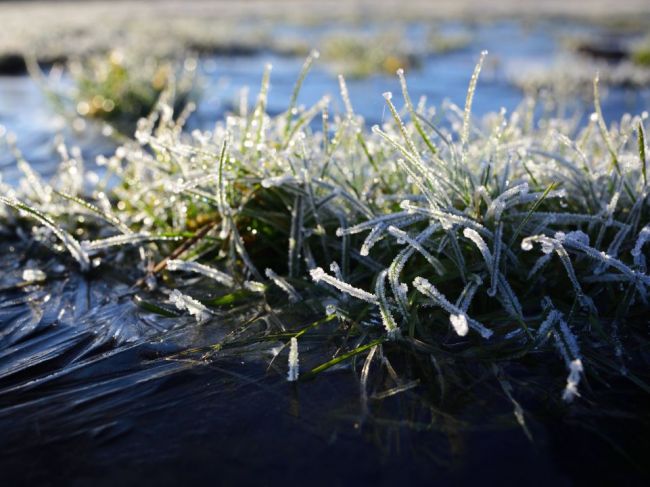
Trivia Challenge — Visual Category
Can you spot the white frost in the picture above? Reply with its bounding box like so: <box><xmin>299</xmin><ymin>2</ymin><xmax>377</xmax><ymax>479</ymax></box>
<box><xmin>287</xmin><ymin>337</ymin><xmax>299</xmax><ymax>382</ymax></box>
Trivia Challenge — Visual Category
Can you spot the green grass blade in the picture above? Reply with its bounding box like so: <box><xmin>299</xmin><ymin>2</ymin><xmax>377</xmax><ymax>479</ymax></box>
<box><xmin>638</xmin><ymin>122</ymin><xmax>647</xmax><ymax>186</ymax></box>
<box><xmin>284</xmin><ymin>50</ymin><xmax>319</xmax><ymax>138</ymax></box>
<box><xmin>461</xmin><ymin>50</ymin><xmax>487</xmax><ymax>155</ymax></box>
<box><xmin>302</xmin><ymin>337</ymin><xmax>386</xmax><ymax>380</ymax></box>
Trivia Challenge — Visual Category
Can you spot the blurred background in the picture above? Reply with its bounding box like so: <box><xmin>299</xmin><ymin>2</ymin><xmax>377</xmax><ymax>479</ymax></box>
<box><xmin>1</xmin><ymin>0</ymin><xmax>650</xmax><ymax>180</ymax></box>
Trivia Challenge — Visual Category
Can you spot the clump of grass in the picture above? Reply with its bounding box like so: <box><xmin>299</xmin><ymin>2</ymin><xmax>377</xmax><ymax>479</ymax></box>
<box><xmin>631</xmin><ymin>35</ymin><xmax>650</xmax><ymax>67</ymax></box>
<box><xmin>321</xmin><ymin>32</ymin><xmax>419</xmax><ymax>78</ymax></box>
<box><xmin>511</xmin><ymin>56</ymin><xmax>650</xmax><ymax>101</ymax></box>
<box><xmin>1</xmin><ymin>53</ymin><xmax>649</xmax><ymax>423</ymax></box>
<box><xmin>72</xmin><ymin>51</ymin><xmax>198</xmax><ymax>130</ymax></box>
<box><xmin>31</xmin><ymin>51</ymin><xmax>198</xmax><ymax>134</ymax></box>
<box><xmin>427</xmin><ymin>30</ymin><xmax>472</xmax><ymax>54</ymax></box>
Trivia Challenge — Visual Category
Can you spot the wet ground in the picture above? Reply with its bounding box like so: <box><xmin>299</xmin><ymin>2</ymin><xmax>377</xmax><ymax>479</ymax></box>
<box><xmin>1</xmin><ymin>241</ymin><xmax>647</xmax><ymax>486</ymax></box>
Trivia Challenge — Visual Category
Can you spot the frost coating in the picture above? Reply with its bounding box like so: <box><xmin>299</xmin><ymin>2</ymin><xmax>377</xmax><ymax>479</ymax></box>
<box><xmin>388</xmin><ymin>223</ymin><xmax>440</xmax><ymax>319</ymax></box>
<box><xmin>287</xmin><ymin>337</ymin><xmax>299</xmax><ymax>382</ymax></box>
<box><xmin>388</xmin><ymin>225</ymin><xmax>445</xmax><ymax>275</ymax></box>
<box><xmin>22</xmin><ymin>269</ymin><xmax>47</xmax><ymax>282</ymax></box>
<box><xmin>167</xmin><ymin>259</ymin><xmax>234</xmax><ymax>287</ymax></box>
<box><xmin>243</xmin><ymin>281</ymin><xmax>266</xmax><ymax>293</ymax></box>
<box><xmin>536</xmin><ymin>309</ymin><xmax>562</xmax><ymax>340</ymax></box>
<box><xmin>310</xmin><ymin>267</ymin><xmax>378</xmax><ymax>304</ymax></box>
<box><xmin>489</xmin><ymin>222</ymin><xmax>504</xmax><ymax>297</ymax></box>
<box><xmin>261</xmin><ymin>175</ymin><xmax>297</xmax><ymax>188</ymax></box>
<box><xmin>455</xmin><ymin>274</ymin><xmax>482</xmax><ymax>313</ymax></box>
<box><xmin>0</xmin><ymin>196</ymin><xmax>90</xmax><ymax>272</ymax></box>
<box><xmin>413</xmin><ymin>277</ymin><xmax>493</xmax><ymax>339</ymax></box>
<box><xmin>376</xmin><ymin>269</ymin><xmax>400</xmax><ymax>339</ymax></box>
<box><xmin>558</xmin><ymin>318</ymin><xmax>581</xmax><ymax>359</ymax></box>
<box><xmin>449</xmin><ymin>313</ymin><xmax>469</xmax><ymax>336</ymax></box>
<box><xmin>463</xmin><ymin>228</ymin><xmax>493</xmax><ymax>267</ymax></box>
<box><xmin>487</xmin><ymin>183</ymin><xmax>529</xmax><ymax>221</ymax></box>
<box><xmin>168</xmin><ymin>289</ymin><xmax>212</xmax><ymax>323</ymax></box>
<box><xmin>83</xmin><ymin>233</ymin><xmax>182</xmax><ymax>252</ymax></box>
<box><xmin>265</xmin><ymin>268</ymin><xmax>301</xmax><ymax>303</ymax></box>
<box><xmin>360</xmin><ymin>224</ymin><xmax>387</xmax><ymax>256</ymax></box>
<box><xmin>632</xmin><ymin>225</ymin><xmax>650</xmax><ymax>269</ymax></box>
<box><xmin>562</xmin><ymin>359</ymin><xmax>584</xmax><ymax>402</ymax></box>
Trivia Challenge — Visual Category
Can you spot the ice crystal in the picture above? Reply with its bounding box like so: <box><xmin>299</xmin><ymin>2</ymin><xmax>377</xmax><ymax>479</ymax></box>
<box><xmin>287</xmin><ymin>337</ymin><xmax>299</xmax><ymax>382</ymax></box>
<box><xmin>22</xmin><ymin>268</ymin><xmax>47</xmax><ymax>282</ymax></box>
<box><xmin>310</xmin><ymin>267</ymin><xmax>378</xmax><ymax>304</ymax></box>
<box><xmin>265</xmin><ymin>268</ymin><xmax>301</xmax><ymax>303</ymax></box>
<box><xmin>414</xmin><ymin>277</ymin><xmax>493</xmax><ymax>338</ymax></box>
<box><xmin>168</xmin><ymin>289</ymin><xmax>212</xmax><ymax>323</ymax></box>
<box><xmin>562</xmin><ymin>359</ymin><xmax>584</xmax><ymax>402</ymax></box>
<box><xmin>167</xmin><ymin>259</ymin><xmax>234</xmax><ymax>287</ymax></box>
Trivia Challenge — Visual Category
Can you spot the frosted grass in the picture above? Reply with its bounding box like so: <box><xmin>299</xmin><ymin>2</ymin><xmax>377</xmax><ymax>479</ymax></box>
<box><xmin>169</xmin><ymin>289</ymin><xmax>212</xmax><ymax>323</ymax></box>
<box><xmin>287</xmin><ymin>337</ymin><xmax>299</xmax><ymax>382</ymax></box>
<box><xmin>1</xmin><ymin>52</ymin><xmax>648</xmax><ymax>404</ymax></box>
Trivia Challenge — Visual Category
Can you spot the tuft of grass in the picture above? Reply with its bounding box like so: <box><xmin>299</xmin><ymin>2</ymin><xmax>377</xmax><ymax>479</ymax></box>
<box><xmin>321</xmin><ymin>32</ymin><xmax>419</xmax><ymax>78</ymax></box>
<box><xmin>631</xmin><ymin>35</ymin><xmax>650</xmax><ymax>67</ymax></box>
<box><xmin>31</xmin><ymin>51</ymin><xmax>198</xmax><ymax>135</ymax></box>
<box><xmin>2</xmin><ymin>52</ymin><xmax>649</xmax><ymax>419</ymax></box>
<box><xmin>511</xmin><ymin>57</ymin><xmax>650</xmax><ymax>102</ymax></box>
<box><xmin>427</xmin><ymin>30</ymin><xmax>472</xmax><ymax>54</ymax></box>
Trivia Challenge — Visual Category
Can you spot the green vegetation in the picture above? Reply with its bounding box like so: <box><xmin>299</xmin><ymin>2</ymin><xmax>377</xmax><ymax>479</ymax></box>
<box><xmin>34</xmin><ymin>52</ymin><xmax>198</xmax><ymax>134</ymax></box>
<box><xmin>71</xmin><ymin>53</ymin><xmax>186</xmax><ymax>120</ymax></box>
<box><xmin>511</xmin><ymin>57</ymin><xmax>650</xmax><ymax>102</ymax></box>
<box><xmin>1</xmin><ymin>54</ymin><xmax>649</xmax><ymax>430</ymax></box>
<box><xmin>320</xmin><ymin>29</ymin><xmax>470</xmax><ymax>79</ymax></box>
<box><xmin>632</xmin><ymin>36</ymin><xmax>650</xmax><ymax>66</ymax></box>
<box><xmin>428</xmin><ymin>31</ymin><xmax>472</xmax><ymax>54</ymax></box>
<box><xmin>321</xmin><ymin>32</ymin><xmax>418</xmax><ymax>78</ymax></box>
